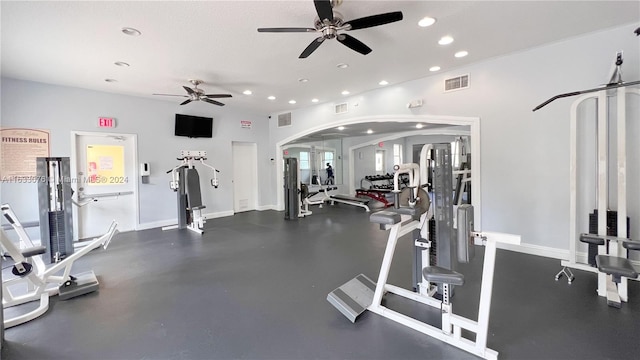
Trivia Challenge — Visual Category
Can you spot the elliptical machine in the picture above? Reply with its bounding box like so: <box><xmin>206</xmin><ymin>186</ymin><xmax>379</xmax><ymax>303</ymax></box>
<box><xmin>162</xmin><ymin>151</ymin><xmax>219</xmax><ymax>235</ymax></box>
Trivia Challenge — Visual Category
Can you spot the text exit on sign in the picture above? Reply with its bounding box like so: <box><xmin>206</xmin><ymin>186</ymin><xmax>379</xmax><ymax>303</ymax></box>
<box><xmin>98</xmin><ymin>117</ymin><xmax>117</xmax><ymax>128</ymax></box>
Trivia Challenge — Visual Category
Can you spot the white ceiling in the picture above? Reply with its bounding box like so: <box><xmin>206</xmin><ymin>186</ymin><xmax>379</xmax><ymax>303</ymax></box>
<box><xmin>2</xmin><ymin>1</ymin><xmax>638</xmax><ymax>116</ymax></box>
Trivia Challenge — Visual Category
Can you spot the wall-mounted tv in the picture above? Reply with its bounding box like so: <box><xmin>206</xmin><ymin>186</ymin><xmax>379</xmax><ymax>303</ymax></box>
<box><xmin>175</xmin><ymin>114</ymin><xmax>213</xmax><ymax>138</ymax></box>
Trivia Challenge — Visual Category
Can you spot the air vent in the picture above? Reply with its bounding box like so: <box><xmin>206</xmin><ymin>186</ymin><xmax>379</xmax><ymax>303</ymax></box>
<box><xmin>278</xmin><ymin>112</ymin><xmax>292</xmax><ymax>127</ymax></box>
<box><xmin>335</xmin><ymin>103</ymin><xmax>348</xmax><ymax>114</ymax></box>
<box><xmin>444</xmin><ymin>74</ymin><xmax>469</xmax><ymax>92</ymax></box>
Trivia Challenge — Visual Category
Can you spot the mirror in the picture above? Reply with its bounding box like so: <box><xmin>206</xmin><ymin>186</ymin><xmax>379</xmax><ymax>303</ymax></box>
<box><xmin>282</xmin><ymin>136</ymin><xmax>343</xmax><ymax>186</ymax></box>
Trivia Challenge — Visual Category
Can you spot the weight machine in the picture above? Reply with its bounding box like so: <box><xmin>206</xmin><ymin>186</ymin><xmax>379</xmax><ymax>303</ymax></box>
<box><xmin>534</xmin><ymin>51</ymin><xmax>640</xmax><ymax>307</ymax></box>
<box><xmin>328</xmin><ymin>143</ymin><xmax>520</xmax><ymax>359</ymax></box>
<box><xmin>162</xmin><ymin>151</ymin><xmax>219</xmax><ymax>234</ymax></box>
<box><xmin>1</xmin><ymin>203</ymin><xmax>118</xmax><ymax>328</ymax></box>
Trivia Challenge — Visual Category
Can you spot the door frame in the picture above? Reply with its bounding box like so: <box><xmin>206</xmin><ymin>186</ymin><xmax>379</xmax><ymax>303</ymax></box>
<box><xmin>70</xmin><ymin>131</ymin><xmax>139</xmax><ymax>240</ymax></box>
<box><xmin>232</xmin><ymin>141</ymin><xmax>258</xmax><ymax>213</ymax></box>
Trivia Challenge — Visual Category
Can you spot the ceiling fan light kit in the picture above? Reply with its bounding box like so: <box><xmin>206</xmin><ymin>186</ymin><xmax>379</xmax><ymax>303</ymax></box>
<box><xmin>257</xmin><ymin>0</ymin><xmax>403</xmax><ymax>58</ymax></box>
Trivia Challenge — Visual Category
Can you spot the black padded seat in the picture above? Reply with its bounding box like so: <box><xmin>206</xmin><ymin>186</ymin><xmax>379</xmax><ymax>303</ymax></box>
<box><xmin>21</xmin><ymin>246</ymin><xmax>46</xmax><ymax>258</ymax></box>
<box><xmin>579</xmin><ymin>234</ymin><xmax>605</xmax><ymax>246</ymax></box>
<box><xmin>596</xmin><ymin>255</ymin><xmax>638</xmax><ymax>280</ymax></box>
<box><xmin>624</xmin><ymin>241</ymin><xmax>640</xmax><ymax>251</ymax></box>
<box><xmin>422</xmin><ymin>266</ymin><xmax>465</xmax><ymax>286</ymax></box>
<box><xmin>369</xmin><ymin>211</ymin><xmax>401</xmax><ymax>225</ymax></box>
<box><xmin>393</xmin><ymin>207</ymin><xmax>418</xmax><ymax>216</ymax></box>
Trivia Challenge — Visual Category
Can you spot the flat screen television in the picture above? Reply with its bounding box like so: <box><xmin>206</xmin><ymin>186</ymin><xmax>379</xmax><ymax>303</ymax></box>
<box><xmin>174</xmin><ymin>114</ymin><xmax>213</xmax><ymax>138</ymax></box>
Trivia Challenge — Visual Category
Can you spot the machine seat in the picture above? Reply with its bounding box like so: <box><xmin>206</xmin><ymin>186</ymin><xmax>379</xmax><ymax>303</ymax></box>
<box><xmin>423</xmin><ymin>266</ymin><xmax>465</xmax><ymax>286</ymax></box>
<box><xmin>369</xmin><ymin>211</ymin><xmax>401</xmax><ymax>225</ymax></box>
<box><xmin>596</xmin><ymin>255</ymin><xmax>638</xmax><ymax>281</ymax></box>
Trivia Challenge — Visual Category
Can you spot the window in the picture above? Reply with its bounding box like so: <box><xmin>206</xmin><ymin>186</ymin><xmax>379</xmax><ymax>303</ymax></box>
<box><xmin>299</xmin><ymin>151</ymin><xmax>310</xmax><ymax>170</ymax></box>
<box><xmin>393</xmin><ymin>144</ymin><xmax>403</xmax><ymax>166</ymax></box>
<box><xmin>323</xmin><ymin>151</ymin><xmax>334</xmax><ymax>167</ymax></box>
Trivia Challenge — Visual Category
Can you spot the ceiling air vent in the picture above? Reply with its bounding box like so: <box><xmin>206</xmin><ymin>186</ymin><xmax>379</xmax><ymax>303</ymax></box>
<box><xmin>444</xmin><ymin>74</ymin><xmax>469</xmax><ymax>92</ymax></box>
<box><xmin>335</xmin><ymin>103</ymin><xmax>348</xmax><ymax>114</ymax></box>
<box><xmin>278</xmin><ymin>112</ymin><xmax>292</xmax><ymax>127</ymax></box>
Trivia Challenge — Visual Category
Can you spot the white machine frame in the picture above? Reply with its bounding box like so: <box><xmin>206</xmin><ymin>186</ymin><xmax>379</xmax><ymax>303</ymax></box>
<box><xmin>557</xmin><ymin>54</ymin><xmax>640</xmax><ymax>306</ymax></box>
<box><xmin>1</xmin><ymin>204</ymin><xmax>118</xmax><ymax>328</ymax></box>
<box><xmin>369</xmin><ymin>215</ymin><xmax>520</xmax><ymax>359</ymax></box>
<box><xmin>163</xmin><ymin>150</ymin><xmax>219</xmax><ymax>234</ymax></box>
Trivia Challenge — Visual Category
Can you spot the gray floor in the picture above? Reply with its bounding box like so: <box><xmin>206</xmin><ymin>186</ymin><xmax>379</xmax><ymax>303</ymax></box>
<box><xmin>2</xmin><ymin>204</ymin><xmax>640</xmax><ymax>360</ymax></box>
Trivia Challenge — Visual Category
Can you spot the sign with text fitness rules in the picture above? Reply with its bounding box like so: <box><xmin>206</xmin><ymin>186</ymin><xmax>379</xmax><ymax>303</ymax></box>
<box><xmin>0</xmin><ymin>128</ymin><xmax>50</xmax><ymax>181</ymax></box>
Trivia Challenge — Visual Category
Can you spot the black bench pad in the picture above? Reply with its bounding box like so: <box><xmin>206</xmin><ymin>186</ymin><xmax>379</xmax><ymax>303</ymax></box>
<box><xmin>596</xmin><ymin>255</ymin><xmax>638</xmax><ymax>279</ymax></box>
<box><xmin>624</xmin><ymin>241</ymin><xmax>640</xmax><ymax>251</ymax></box>
<box><xmin>423</xmin><ymin>266</ymin><xmax>465</xmax><ymax>286</ymax></box>
<box><xmin>369</xmin><ymin>211</ymin><xmax>401</xmax><ymax>225</ymax></box>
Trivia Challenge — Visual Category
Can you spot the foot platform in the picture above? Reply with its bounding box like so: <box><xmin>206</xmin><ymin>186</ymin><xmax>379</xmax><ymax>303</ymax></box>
<box><xmin>327</xmin><ymin>274</ymin><xmax>376</xmax><ymax>323</ymax></box>
<box><xmin>58</xmin><ymin>271</ymin><xmax>100</xmax><ymax>301</ymax></box>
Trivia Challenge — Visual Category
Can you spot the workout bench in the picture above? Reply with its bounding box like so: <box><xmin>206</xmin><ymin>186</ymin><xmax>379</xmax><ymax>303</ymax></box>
<box><xmin>580</xmin><ymin>233</ymin><xmax>640</xmax><ymax>308</ymax></box>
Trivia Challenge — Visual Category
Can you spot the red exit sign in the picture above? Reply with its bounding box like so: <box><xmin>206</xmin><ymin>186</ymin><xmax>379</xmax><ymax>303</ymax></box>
<box><xmin>98</xmin><ymin>117</ymin><xmax>116</xmax><ymax>128</ymax></box>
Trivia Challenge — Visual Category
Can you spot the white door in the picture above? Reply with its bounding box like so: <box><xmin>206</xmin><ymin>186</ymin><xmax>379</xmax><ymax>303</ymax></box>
<box><xmin>232</xmin><ymin>142</ymin><xmax>257</xmax><ymax>213</ymax></box>
<box><xmin>72</xmin><ymin>132</ymin><xmax>138</xmax><ymax>240</ymax></box>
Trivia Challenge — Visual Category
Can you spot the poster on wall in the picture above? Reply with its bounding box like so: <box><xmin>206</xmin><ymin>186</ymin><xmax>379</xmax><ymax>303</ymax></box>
<box><xmin>86</xmin><ymin>144</ymin><xmax>125</xmax><ymax>185</ymax></box>
<box><xmin>0</xmin><ymin>128</ymin><xmax>50</xmax><ymax>182</ymax></box>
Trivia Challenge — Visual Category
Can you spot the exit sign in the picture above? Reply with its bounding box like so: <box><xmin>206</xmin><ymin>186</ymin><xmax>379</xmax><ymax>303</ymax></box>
<box><xmin>98</xmin><ymin>117</ymin><xmax>116</xmax><ymax>128</ymax></box>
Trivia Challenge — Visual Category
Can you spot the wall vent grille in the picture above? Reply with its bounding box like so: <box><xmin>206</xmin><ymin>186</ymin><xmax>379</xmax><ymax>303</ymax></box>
<box><xmin>444</xmin><ymin>74</ymin><xmax>470</xmax><ymax>92</ymax></box>
<box><xmin>335</xmin><ymin>103</ymin><xmax>348</xmax><ymax>114</ymax></box>
<box><xmin>278</xmin><ymin>112</ymin><xmax>292</xmax><ymax>127</ymax></box>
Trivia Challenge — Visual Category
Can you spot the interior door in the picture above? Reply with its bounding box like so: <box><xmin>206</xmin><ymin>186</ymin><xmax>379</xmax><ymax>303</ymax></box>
<box><xmin>232</xmin><ymin>142</ymin><xmax>257</xmax><ymax>213</ymax></box>
<box><xmin>72</xmin><ymin>132</ymin><xmax>137</xmax><ymax>240</ymax></box>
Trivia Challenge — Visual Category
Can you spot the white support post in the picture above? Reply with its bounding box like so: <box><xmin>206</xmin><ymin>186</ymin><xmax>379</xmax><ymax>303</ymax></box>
<box><xmin>596</xmin><ymin>90</ymin><xmax>608</xmax><ymax>297</ymax></box>
<box><xmin>371</xmin><ymin>223</ymin><xmax>402</xmax><ymax>308</ymax></box>
<box><xmin>616</xmin><ymin>87</ymin><xmax>628</xmax><ymax>301</ymax></box>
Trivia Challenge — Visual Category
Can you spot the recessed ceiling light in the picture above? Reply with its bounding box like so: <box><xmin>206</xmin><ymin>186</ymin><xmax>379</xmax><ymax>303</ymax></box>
<box><xmin>366</xmin><ymin>129</ymin><xmax>373</xmax><ymax>134</ymax></box>
<box><xmin>416</xmin><ymin>124</ymin><xmax>424</xmax><ymax>129</ymax></box>
<box><xmin>438</xmin><ymin>36</ymin><xmax>454</xmax><ymax>45</ymax></box>
<box><xmin>298</xmin><ymin>78</ymin><xmax>309</xmax><ymax>83</ymax></box>
<box><xmin>418</xmin><ymin>17</ymin><xmax>436</xmax><ymax>27</ymax></box>
<box><xmin>378</xmin><ymin>80</ymin><xmax>389</xmax><ymax>86</ymax></box>
<box><xmin>104</xmin><ymin>78</ymin><xmax>117</xmax><ymax>82</ymax></box>
<box><xmin>454</xmin><ymin>51</ymin><xmax>469</xmax><ymax>58</ymax></box>
<box><xmin>311</xmin><ymin>98</ymin><xmax>319</xmax><ymax>103</ymax></box>
<box><xmin>114</xmin><ymin>61</ymin><xmax>130</xmax><ymax>67</ymax></box>
<box><xmin>121</xmin><ymin>27</ymin><xmax>141</xmax><ymax>36</ymax></box>
<box><xmin>336</xmin><ymin>63</ymin><xmax>349</xmax><ymax>69</ymax></box>
<box><xmin>429</xmin><ymin>66</ymin><xmax>441</xmax><ymax>72</ymax></box>
<box><xmin>341</xmin><ymin>90</ymin><xmax>350</xmax><ymax>95</ymax></box>
<box><xmin>243</xmin><ymin>90</ymin><xmax>253</xmax><ymax>95</ymax></box>
<box><xmin>337</xmin><ymin>126</ymin><xmax>345</xmax><ymax>130</ymax></box>
<box><xmin>267</xmin><ymin>96</ymin><xmax>276</xmax><ymax>100</ymax></box>
<box><xmin>289</xmin><ymin>100</ymin><xmax>296</xmax><ymax>104</ymax></box>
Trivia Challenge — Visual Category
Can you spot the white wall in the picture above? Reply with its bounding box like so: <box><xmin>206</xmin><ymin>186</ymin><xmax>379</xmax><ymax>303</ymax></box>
<box><xmin>0</xmin><ymin>78</ymin><xmax>271</xmax><ymax>231</ymax></box>
<box><xmin>268</xmin><ymin>23</ymin><xmax>640</xmax><ymax>254</ymax></box>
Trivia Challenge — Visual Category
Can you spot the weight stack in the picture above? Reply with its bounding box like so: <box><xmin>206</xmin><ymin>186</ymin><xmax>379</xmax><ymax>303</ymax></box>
<box><xmin>587</xmin><ymin>209</ymin><xmax>630</xmax><ymax>266</ymax></box>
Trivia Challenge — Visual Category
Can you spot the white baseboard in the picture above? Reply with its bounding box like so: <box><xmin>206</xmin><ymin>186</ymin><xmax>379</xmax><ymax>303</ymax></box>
<box><xmin>203</xmin><ymin>210</ymin><xmax>234</xmax><ymax>219</ymax></box>
<box><xmin>496</xmin><ymin>241</ymin><xmax>569</xmax><ymax>260</ymax></box>
<box><xmin>137</xmin><ymin>219</ymin><xmax>178</xmax><ymax>231</ymax></box>
<box><xmin>257</xmin><ymin>205</ymin><xmax>277</xmax><ymax>211</ymax></box>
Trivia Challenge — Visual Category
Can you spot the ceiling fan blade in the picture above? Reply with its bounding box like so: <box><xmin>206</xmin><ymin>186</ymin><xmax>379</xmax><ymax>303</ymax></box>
<box><xmin>152</xmin><ymin>93</ymin><xmax>189</xmax><ymax>97</ymax></box>
<box><xmin>183</xmin><ymin>86</ymin><xmax>195</xmax><ymax>95</ymax></box>
<box><xmin>202</xmin><ymin>98</ymin><xmax>225</xmax><ymax>106</ymax></box>
<box><xmin>345</xmin><ymin>11</ymin><xmax>403</xmax><ymax>30</ymax></box>
<box><xmin>204</xmin><ymin>94</ymin><xmax>233</xmax><ymax>98</ymax></box>
<box><xmin>337</xmin><ymin>34</ymin><xmax>372</xmax><ymax>55</ymax></box>
<box><xmin>314</xmin><ymin>0</ymin><xmax>334</xmax><ymax>22</ymax></box>
<box><xmin>299</xmin><ymin>37</ymin><xmax>325</xmax><ymax>58</ymax></box>
<box><xmin>258</xmin><ymin>27</ymin><xmax>316</xmax><ymax>33</ymax></box>
<box><xmin>180</xmin><ymin>99</ymin><xmax>192</xmax><ymax>105</ymax></box>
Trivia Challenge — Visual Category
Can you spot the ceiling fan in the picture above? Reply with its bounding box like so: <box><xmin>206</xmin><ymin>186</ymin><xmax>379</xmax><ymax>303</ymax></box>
<box><xmin>257</xmin><ymin>0</ymin><xmax>403</xmax><ymax>58</ymax></box>
<box><xmin>153</xmin><ymin>79</ymin><xmax>232</xmax><ymax>106</ymax></box>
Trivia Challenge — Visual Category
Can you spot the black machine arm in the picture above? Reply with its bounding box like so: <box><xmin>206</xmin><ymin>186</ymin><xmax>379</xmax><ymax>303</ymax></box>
<box><xmin>532</xmin><ymin>80</ymin><xmax>640</xmax><ymax>111</ymax></box>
